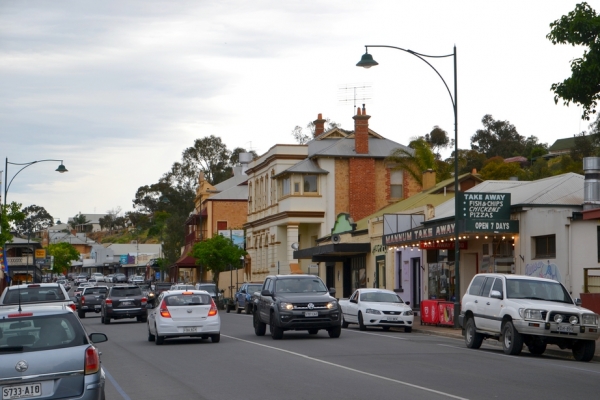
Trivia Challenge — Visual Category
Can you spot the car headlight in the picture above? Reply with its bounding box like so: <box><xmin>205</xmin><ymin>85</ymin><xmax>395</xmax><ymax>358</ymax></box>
<box><xmin>519</xmin><ymin>309</ymin><xmax>544</xmax><ymax>321</ymax></box>
<box><xmin>280</xmin><ymin>302</ymin><xmax>294</xmax><ymax>311</ymax></box>
<box><xmin>403</xmin><ymin>310</ymin><xmax>414</xmax><ymax>316</ymax></box>
<box><xmin>365</xmin><ymin>308</ymin><xmax>381</xmax><ymax>315</ymax></box>
<box><xmin>569</xmin><ymin>315</ymin><xmax>579</xmax><ymax>325</ymax></box>
<box><xmin>326</xmin><ymin>301</ymin><xmax>338</xmax><ymax>310</ymax></box>
<box><xmin>582</xmin><ymin>314</ymin><xmax>598</xmax><ymax>326</ymax></box>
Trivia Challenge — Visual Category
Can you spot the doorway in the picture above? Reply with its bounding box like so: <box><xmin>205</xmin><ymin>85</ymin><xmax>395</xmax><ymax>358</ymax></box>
<box><xmin>343</xmin><ymin>259</ymin><xmax>352</xmax><ymax>297</ymax></box>
<box><xmin>325</xmin><ymin>263</ymin><xmax>335</xmax><ymax>289</ymax></box>
<box><xmin>411</xmin><ymin>257</ymin><xmax>422</xmax><ymax>308</ymax></box>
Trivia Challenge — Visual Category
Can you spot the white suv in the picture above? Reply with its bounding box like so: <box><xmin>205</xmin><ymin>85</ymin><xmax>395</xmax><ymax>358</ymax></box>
<box><xmin>91</xmin><ymin>273</ymin><xmax>105</xmax><ymax>282</ymax></box>
<box><xmin>459</xmin><ymin>274</ymin><xmax>600</xmax><ymax>362</ymax></box>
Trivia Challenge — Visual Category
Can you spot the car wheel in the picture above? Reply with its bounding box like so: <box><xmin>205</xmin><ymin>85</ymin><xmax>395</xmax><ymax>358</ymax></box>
<box><xmin>253</xmin><ymin>311</ymin><xmax>266</xmax><ymax>336</ymax></box>
<box><xmin>405</xmin><ymin>327</ymin><xmax>412</xmax><ymax>333</ymax></box>
<box><xmin>382</xmin><ymin>326</ymin><xmax>390</xmax><ymax>331</ymax></box>
<box><xmin>155</xmin><ymin>327</ymin><xmax>165</xmax><ymax>345</ymax></box>
<box><xmin>226</xmin><ymin>303</ymin><xmax>231</xmax><ymax>313</ymax></box>
<box><xmin>148</xmin><ymin>325</ymin><xmax>155</xmax><ymax>342</ymax></box>
<box><xmin>501</xmin><ymin>321</ymin><xmax>523</xmax><ymax>355</ymax></box>
<box><xmin>78</xmin><ymin>311</ymin><xmax>85</xmax><ymax>319</ymax></box>
<box><xmin>464</xmin><ymin>318</ymin><xmax>483</xmax><ymax>349</ymax></box>
<box><xmin>245</xmin><ymin>304</ymin><xmax>251</xmax><ymax>314</ymax></box>
<box><xmin>573</xmin><ymin>340</ymin><xmax>595</xmax><ymax>362</ymax></box>
<box><xmin>211</xmin><ymin>334</ymin><xmax>221</xmax><ymax>343</ymax></box>
<box><xmin>342</xmin><ymin>316</ymin><xmax>349</xmax><ymax>328</ymax></box>
<box><xmin>358</xmin><ymin>312</ymin><xmax>367</xmax><ymax>331</ymax></box>
<box><xmin>328</xmin><ymin>326</ymin><xmax>342</xmax><ymax>338</ymax></box>
<box><xmin>308</xmin><ymin>329</ymin><xmax>319</xmax><ymax>335</ymax></box>
<box><xmin>270</xmin><ymin>313</ymin><xmax>284</xmax><ymax>340</ymax></box>
<box><xmin>236</xmin><ymin>302</ymin><xmax>242</xmax><ymax>314</ymax></box>
<box><xmin>527</xmin><ymin>342</ymin><xmax>546</xmax><ymax>355</ymax></box>
<box><xmin>103</xmin><ymin>313</ymin><xmax>111</xmax><ymax>325</ymax></box>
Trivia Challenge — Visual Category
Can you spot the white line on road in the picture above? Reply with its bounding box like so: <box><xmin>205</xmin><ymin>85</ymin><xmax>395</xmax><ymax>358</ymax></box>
<box><xmin>103</xmin><ymin>367</ymin><xmax>132</xmax><ymax>400</ymax></box>
<box><xmin>342</xmin><ymin>329</ymin><xmax>408</xmax><ymax>340</ymax></box>
<box><xmin>223</xmin><ymin>334</ymin><xmax>469</xmax><ymax>400</ymax></box>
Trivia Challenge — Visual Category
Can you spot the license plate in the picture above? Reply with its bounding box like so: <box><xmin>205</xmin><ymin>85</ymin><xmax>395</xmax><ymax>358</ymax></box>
<box><xmin>95</xmin><ymin>305</ymin><xmax>101</xmax><ymax>309</ymax></box>
<box><xmin>2</xmin><ymin>383</ymin><xmax>42</xmax><ymax>399</ymax></box>
<box><xmin>557</xmin><ymin>324</ymin><xmax>574</xmax><ymax>333</ymax></box>
<box><xmin>183</xmin><ymin>327</ymin><xmax>198</xmax><ymax>333</ymax></box>
<box><xmin>305</xmin><ymin>311</ymin><xmax>318</xmax><ymax>317</ymax></box>
<box><xmin>387</xmin><ymin>316</ymin><xmax>398</xmax><ymax>321</ymax></box>
<box><xmin>120</xmin><ymin>301</ymin><xmax>132</xmax><ymax>306</ymax></box>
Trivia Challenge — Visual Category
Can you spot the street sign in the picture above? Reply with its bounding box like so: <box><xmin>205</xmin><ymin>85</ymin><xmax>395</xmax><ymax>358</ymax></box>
<box><xmin>35</xmin><ymin>249</ymin><xmax>46</xmax><ymax>259</ymax></box>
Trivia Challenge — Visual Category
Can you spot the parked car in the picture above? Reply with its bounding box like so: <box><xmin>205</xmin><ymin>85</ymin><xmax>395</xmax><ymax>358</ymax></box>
<box><xmin>338</xmin><ymin>288</ymin><xmax>414</xmax><ymax>332</ymax></box>
<box><xmin>147</xmin><ymin>289</ymin><xmax>220</xmax><ymax>345</ymax></box>
<box><xmin>87</xmin><ymin>278</ymin><xmax>98</xmax><ymax>286</ymax></box>
<box><xmin>75</xmin><ymin>274</ymin><xmax>89</xmax><ymax>284</ymax></box>
<box><xmin>235</xmin><ymin>282</ymin><xmax>263</xmax><ymax>314</ymax></box>
<box><xmin>91</xmin><ymin>273</ymin><xmax>105</xmax><ymax>282</ymax></box>
<box><xmin>253</xmin><ymin>275</ymin><xmax>341</xmax><ymax>340</ymax></box>
<box><xmin>105</xmin><ymin>274</ymin><xmax>115</xmax><ymax>282</ymax></box>
<box><xmin>100</xmin><ymin>285</ymin><xmax>148</xmax><ymax>324</ymax></box>
<box><xmin>170</xmin><ymin>284</ymin><xmax>195</xmax><ymax>291</ymax></box>
<box><xmin>0</xmin><ymin>304</ymin><xmax>108</xmax><ymax>399</ymax></box>
<box><xmin>76</xmin><ymin>286</ymin><xmax>109</xmax><ymax>318</ymax></box>
<box><xmin>131</xmin><ymin>275</ymin><xmax>145</xmax><ymax>285</ymax></box>
<box><xmin>112</xmin><ymin>273</ymin><xmax>127</xmax><ymax>283</ymax></box>
<box><xmin>194</xmin><ymin>283</ymin><xmax>223</xmax><ymax>305</ymax></box>
<box><xmin>459</xmin><ymin>273</ymin><xmax>600</xmax><ymax>362</ymax></box>
<box><xmin>0</xmin><ymin>283</ymin><xmax>76</xmax><ymax>312</ymax></box>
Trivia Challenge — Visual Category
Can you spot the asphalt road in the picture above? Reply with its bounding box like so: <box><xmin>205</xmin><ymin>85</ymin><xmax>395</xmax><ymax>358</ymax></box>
<box><xmin>79</xmin><ymin>310</ymin><xmax>600</xmax><ymax>400</ymax></box>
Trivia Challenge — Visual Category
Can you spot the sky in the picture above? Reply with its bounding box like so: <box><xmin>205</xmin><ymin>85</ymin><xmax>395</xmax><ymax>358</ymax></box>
<box><xmin>0</xmin><ymin>0</ymin><xmax>596</xmax><ymax>223</ymax></box>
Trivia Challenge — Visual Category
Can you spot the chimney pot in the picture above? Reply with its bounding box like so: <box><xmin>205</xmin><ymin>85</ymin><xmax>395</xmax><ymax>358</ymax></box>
<box><xmin>314</xmin><ymin>113</ymin><xmax>326</xmax><ymax>137</ymax></box>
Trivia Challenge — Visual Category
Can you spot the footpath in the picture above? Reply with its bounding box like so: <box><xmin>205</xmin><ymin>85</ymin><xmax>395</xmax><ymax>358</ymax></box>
<box><xmin>407</xmin><ymin>314</ymin><xmax>600</xmax><ymax>362</ymax></box>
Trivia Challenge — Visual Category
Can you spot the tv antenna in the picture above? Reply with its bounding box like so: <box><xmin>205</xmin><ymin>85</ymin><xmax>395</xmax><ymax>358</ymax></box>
<box><xmin>338</xmin><ymin>83</ymin><xmax>372</xmax><ymax>112</ymax></box>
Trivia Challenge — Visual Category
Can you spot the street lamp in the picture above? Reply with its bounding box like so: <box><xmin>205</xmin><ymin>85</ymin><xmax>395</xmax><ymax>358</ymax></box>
<box><xmin>357</xmin><ymin>45</ymin><xmax>460</xmax><ymax>327</ymax></box>
<box><xmin>2</xmin><ymin>158</ymin><xmax>68</xmax><ymax>283</ymax></box>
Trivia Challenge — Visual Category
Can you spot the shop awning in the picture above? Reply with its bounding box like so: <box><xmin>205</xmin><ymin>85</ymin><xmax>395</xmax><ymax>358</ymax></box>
<box><xmin>173</xmin><ymin>252</ymin><xmax>197</xmax><ymax>268</ymax></box>
<box><xmin>293</xmin><ymin>243</ymin><xmax>370</xmax><ymax>262</ymax></box>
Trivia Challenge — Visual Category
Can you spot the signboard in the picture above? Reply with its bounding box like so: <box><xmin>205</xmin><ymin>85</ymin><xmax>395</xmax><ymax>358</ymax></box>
<box><xmin>383</xmin><ymin>221</ymin><xmax>455</xmax><ymax>245</ymax></box>
<box><xmin>457</xmin><ymin>192</ymin><xmax>511</xmax><ymax>221</ymax></box>
<box><xmin>420</xmin><ymin>241</ymin><xmax>468</xmax><ymax>250</ymax></box>
<box><xmin>35</xmin><ymin>249</ymin><xmax>46</xmax><ymax>259</ymax></box>
<box><xmin>219</xmin><ymin>230</ymin><xmax>245</xmax><ymax>249</ymax></box>
<box><xmin>464</xmin><ymin>219</ymin><xmax>519</xmax><ymax>233</ymax></box>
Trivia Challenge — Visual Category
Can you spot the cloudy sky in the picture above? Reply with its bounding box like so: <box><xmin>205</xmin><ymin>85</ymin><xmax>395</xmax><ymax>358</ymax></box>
<box><xmin>0</xmin><ymin>0</ymin><xmax>595</xmax><ymax>223</ymax></box>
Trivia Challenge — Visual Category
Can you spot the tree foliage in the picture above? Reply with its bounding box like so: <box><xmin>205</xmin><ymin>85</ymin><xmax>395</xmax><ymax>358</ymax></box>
<box><xmin>292</xmin><ymin>119</ymin><xmax>341</xmax><ymax>144</ymax></box>
<box><xmin>47</xmin><ymin>242</ymin><xmax>79</xmax><ymax>275</ymax></box>
<box><xmin>190</xmin><ymin>234</ymin><xmax>246</xmax><ymax>291</ymax></box>
<box><xmin>479</xmin><ymin>157</ymin><xmax>527</xmax><ymax>181</ymax></box>
<box><xmin>386</xmin><ymin>138</ymin><xmax>434</xmax><ymax>187</ymax></box>
<box><xmin>471</xmin><ymin>115</ymin><xmax>528</xmax><ymax>158</ymax></box>
<box><xmin>69</xmin><ymin>212</ymin><xmax>90</xmax><ymax>232</ymax></box>
<box><xmin>547</xmin><ymin>2</ymin><xmax>600</xmax><ymax>120</ymax></box>
<box><xmin>0</xmin><ymin>202</ymin><xmax>25</xmax><ymax>245</ymax></box>
<box><xmin>14</xmin><ymin>205</ymin><xmax>53</xmax><ymax>237</ymax></box>
<box><xmin>182</xmin><ymin>135</ymin><xmax>231</xmax><ymax>185</ymax></box>
<box><xmin>425</xmin><ymin>126</ymin><xmax>450</xmax><ymax>159</ymax></box>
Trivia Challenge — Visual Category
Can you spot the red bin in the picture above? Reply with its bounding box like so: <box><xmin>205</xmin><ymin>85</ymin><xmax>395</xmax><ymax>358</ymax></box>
<box><xmin>420</xmin><ymin>300</ymin><xmax>440</xmax><ymax>325</ymax></box>
<box><xmin>437</xmin><ymin>302</ymin><xmax>455</xmax><ymax>326</ymax></box>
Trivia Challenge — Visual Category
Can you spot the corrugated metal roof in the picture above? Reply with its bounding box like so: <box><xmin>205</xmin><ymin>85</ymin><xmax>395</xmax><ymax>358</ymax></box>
<box><xmin>549</xmin><ymin>137</ymin><xmax>576</xmax><ymax>152</ymax></box>
<box><xmin>308</xmin><ymin>136</ymin><xmax>413</xmax><ymax>158</ymax></box>
<box><xmin>431</xmin><ymin>173</ymin><xmax>584</xmax><ymax>221</ymax></box>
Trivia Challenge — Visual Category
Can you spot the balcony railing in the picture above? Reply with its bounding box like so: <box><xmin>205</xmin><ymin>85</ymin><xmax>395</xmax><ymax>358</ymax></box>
<box><xmin>7</xmin><ymin>256</ymin><xmax>34</xmax><ymax>266</ymax></box>
<box><xmin>185</xmin><ymin>230</ymin><xmax>207</xmax><ymax>245</ymax></box>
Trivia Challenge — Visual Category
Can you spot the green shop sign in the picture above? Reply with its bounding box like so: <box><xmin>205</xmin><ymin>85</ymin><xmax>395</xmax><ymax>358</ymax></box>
<box><xmin>457</xmin><ymin>192</ymin><xmax>511</xmax><ymax>220</ymax></box>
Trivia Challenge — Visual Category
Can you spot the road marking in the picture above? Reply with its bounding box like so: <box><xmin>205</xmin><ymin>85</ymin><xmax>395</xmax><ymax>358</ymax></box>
<box><xmin>342</xmin><ymin>329</ymin><xmax>408</xmax><ymax>340</ymax></box>
<box><xmin>223</xmin><ymin>334</ymin><xmax>469</xmax><ymax>399</ymax></box>
<box><xmin>103</xmin><ymin>367</ymin><xmax>132</xmax><ymax>400</ymax></box>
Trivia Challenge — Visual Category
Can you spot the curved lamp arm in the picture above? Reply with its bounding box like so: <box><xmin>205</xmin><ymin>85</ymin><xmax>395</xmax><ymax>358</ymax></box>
<box><xmin>4</xmin><ymin>158</ymin><xmax>68</xmax><ymax>201</ymax></box>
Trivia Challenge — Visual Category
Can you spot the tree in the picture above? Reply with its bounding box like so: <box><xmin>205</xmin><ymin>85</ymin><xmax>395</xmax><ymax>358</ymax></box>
<box><xmin>190</xmin><ymin>234</ymin><xmax>246</xmax><ymax>292</ymax></box>
<box><xmin>451</xmin><ymin>149</ymin><xmax>487</xmax><ymax>174</ymax></box>
<box><xmin>69</xmin><ymin>212</ymin><xmax>90</xmax><ymax>232</ymax></box>
<box><xmin>13</xmin><ymin>205</ymin><xmax>53</xmax><ymax>237</ymax></box>
<box><xmin>292</xmin><ymin>119</ymin><xmax>341</xmax><ymax>144</ymax></box>
<box><xmin>547</xmin><ymin>2</ymin><xmax>600</xmax><ymax>120</ymax></box>
<box><xmin>471</xmin><ymin>114</ymin><xmax>526</xmax><ymax>158</ymax></box>
<box><xmin>386</xmin><ymin>138</ymin><xmax>436</xmax><ymax>186</ymax></box>
<box><xmin>479</xmin><ymin>157</ymin><xmax>527</xmax><ymax>181</ymax></box>
<box><xmin>0</xmin><ymin>202</ymin><xmax>26</xmax><ymax>245</ymax></box>
<box><xmin>181</xmin><ymin>135</ymin><xmax>231</xmax><ymax>185</ymax></box>
<box><xmin>291</xmin><ymin>125</ymin><xmax>310</xmax><ymax>144</ymax></box>
<box><xmin>47</xmin><ymin>242</ymin><xmax>79</xmax><ymax>275</ymax></box>
<box><xmin>425</xmin><ymin>126</ymin><xmax>450</xmax><ymax>159</ymax></box>
<box><xmin>230</xmin><ymin>147</ymin><xmax>258</xmax><ymax>165</ymax></box>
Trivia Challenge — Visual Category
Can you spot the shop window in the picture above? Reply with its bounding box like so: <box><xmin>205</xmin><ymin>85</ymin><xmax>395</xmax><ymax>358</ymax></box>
<box><xmin>390</xmin><ymin>170</ymin><xmax>403</xmax><ymax>199</ymax></box>
<box><xmin>533</xmin><ymin>235</ymin><xmax>555</xmax><ymax>259</ymax></box>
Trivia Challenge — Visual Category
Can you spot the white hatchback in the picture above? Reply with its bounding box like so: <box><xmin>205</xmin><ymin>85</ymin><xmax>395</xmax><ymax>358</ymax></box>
<box><xmin>147</xmin><ymin>290</ymin><xmax>220</xmax><ymax>345</ymax></box>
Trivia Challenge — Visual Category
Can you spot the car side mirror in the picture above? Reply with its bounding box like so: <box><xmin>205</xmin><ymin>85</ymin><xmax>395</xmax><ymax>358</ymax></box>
<box><xmin>574</xmin><ymin>298</ymin><xmax>582</xmax><ymax>306</ymax></box>
<box><xmin>490</xmin><ymin>290</ymin><xmax>503</xmax><ymax>299</ymax></box>
<box><xmin>405</xmin><ymin>301</ymin><xmax>411</xmax><ymax>306</ymax></box>
<box><xmin>261</xmin><ymin>289</ymin><xmax>272</xmax><ymax>297</ymax></box>
<box><xmin>328</xmin><ymin>287</ymin><xmax>336</xmax><ymax>296</ymax></box>
<box><xmin>89</xmin><ymin>333</ymin><xmax>108</xmax><ymax>344</ymax></box>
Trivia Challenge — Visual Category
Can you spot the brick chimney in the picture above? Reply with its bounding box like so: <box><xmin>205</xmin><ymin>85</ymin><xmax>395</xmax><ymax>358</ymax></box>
<box><xmin>353</xmin><ymin>104</ymin><xmax>370</xmax><ymax>154</ymax></box>
<box><xmin>313</xmin><ymin>113</ymin><xmax>326</xmax><ymax>137</ymax></box>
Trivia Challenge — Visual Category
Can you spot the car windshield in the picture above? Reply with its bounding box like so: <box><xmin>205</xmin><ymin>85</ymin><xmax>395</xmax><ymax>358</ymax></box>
<box><xmin>3</xmin><ymin>287</ymin><xmax>66</xmax><ymax>304</ymax></box>
<box><xmin>247</xmin><ymin>285</ymin><xmax>262</xmax><ymax>293</ymax></box>
<box><xmin>164</xmin><ymin>293</ymin><xmax>212</xmax><ymax>306</ymax></box>
<box><xmin>506</xmin><ymin>279</ymin><xmax>573</xmax><ymax>303</ymax></box>
<box><xmin>0</xmin><ymin>313</ymin><xmax>87</xmax><ymax>353</ymax></box>
<box><xmin>275</xmin><ymin>278</ymin><xmax>327</xmax><ymax>293</ymax></box>
<box><xmin>111</xmin><ymin>287</ymin><xmax>142</xmax><ymax>297</ymax></box>
<box><xmin>359</xmin><ymin>292</ymin><xmax>402</xmax><ymax>303</ymax></box>
<box><xmin>83</xmin><ymin>287</ymin><xmax>108</xmax><ymax>295</ymax></box>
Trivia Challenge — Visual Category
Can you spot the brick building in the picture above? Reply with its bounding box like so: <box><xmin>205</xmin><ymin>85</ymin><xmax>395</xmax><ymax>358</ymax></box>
<box><xmin>245</xmin><ymin>106</ymin><xmax>420</xmax><ymax>282</ymax></box>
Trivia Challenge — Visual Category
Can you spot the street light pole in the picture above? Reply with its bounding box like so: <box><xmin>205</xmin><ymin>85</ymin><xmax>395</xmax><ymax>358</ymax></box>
<box><xmin>357</xmin><ymin>45</ymin><xmax>461</xmax><ymax>327</ymax></box>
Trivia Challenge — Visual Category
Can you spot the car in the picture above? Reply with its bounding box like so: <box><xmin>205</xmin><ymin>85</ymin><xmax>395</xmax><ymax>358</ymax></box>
<box><xmin>194</xmin><ymin>283</ymin><xmax>223</xmax><ymax>305</ymax></box>
<box><xmin>147</xmin><ymin>289</ymin><xmax>220</xmax><ymax>345</ymax></box>
<box><xmin>338</xmin><ymin>288</ymin><xmax>414</xmax><ymax>332</ymax></box>
<box><xmin>0</xmin><ymin>304</ymin><xmax>108</xmax><ymax>399</ymax></box>
<box><xmin>253</xmin><ymin>275</ymin><xmax>342</xmax><ymax>340</ymax></box>
<box><xmin>170</xmin><ymin>284</ymin><xmax>195</xmax><ymax>291</ymax></box>
<box><xmin>91</xmin><ymin>273</ymin><xmax>104</xmax><ymax>282</ymax></box>
<box><xmin>73</xmin><ymin>283</ymin><xmax>92</xmax><ymax>298</ymax></box>
<box><xmin>459</xmin><ymin>273</ymin><xmax>600</xmax><ymax>362</ymax></box>
<box><xmin>234</xmin><ymin>282</ymin><xmax>263</xmax><ymax>314</ymax></box>
<box><xmin>87</xmin><ymin>278</ymin><xmax>98</xmax><ymax>286</ymax></box>
<box><xmin>100</xmin><ymin>284</ymin><xmax>148</xmax><ymax>324</ymax></box>
<box><xmin>0</xmin><ymin>283</ymin><xmax>77</xmax><ymax>312</ymax></box>
<box><xmin>112</xmin><ymin>273</ymin><xmax>127</xmax><ymax>283</ymax></box>
<box><xmin>131</xmin><ymin>275</ymin><xmax>145</xmax><ymax>285</ymax></box>
<box><xmin>76</xmin><ymin>286</ymin><xmax>109</xmax><ymax>318</ymax></box>
<box><xmin>75</xmin><ymin>274</ymin><xmax>89</xmax><ymax>284</ymax></box>
<box><xmin>105</xmin><ymin>274</ymin><xmax>115</xmax><ymax>282</ymax></box>
<box><xmin>56</xmin><ymin>279</ymin><xmax>72</xmax><ymax>292</ymax></box>
<box><xmin>148</xmin><ymin>282</ymin><xmax>172</xmax><ymax>304</ymax></box>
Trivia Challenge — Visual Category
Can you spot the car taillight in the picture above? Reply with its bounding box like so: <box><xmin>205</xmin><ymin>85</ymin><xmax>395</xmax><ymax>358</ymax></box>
<box><xmin>208</xmin><ymin>299</ymin><xmax>218</xmax><ymax>317</ymax></box>
<box><xmin>69</xmin><ymin>303</ymin><xmax>77</xmax><ymax>311</ymax></box>
<box><xmin>141</xmin><ymin>297</ymin><xmax>147</xmax><ymax>306</ymax></box>
<box><xmin>8</xmin><ymin>312</ymin><xmax>33</xmax><ymax>318</ymax></box>
<box><xmin>105</xmin><ymin>299</ymin><xmax>113</xmax><ymax>307</ymax></box>
<box><xmin>160</xmin><ymin>300</ymin><xmax>171</xmax><ymax>318</ymax></box>
<box><xmin>81</xmin><ymin>296</ymin><xmax>86</xmax><ymax>304</ymax></box>
<box><xmin>84</xmin><ymin>346</ymin><xmax>100</xmax><ymax>375</ymax></box>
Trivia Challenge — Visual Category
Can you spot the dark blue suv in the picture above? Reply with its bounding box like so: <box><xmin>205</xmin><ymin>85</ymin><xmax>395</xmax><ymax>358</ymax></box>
<box><xmin>234</xmin><ymin>282</ymin><xmax>263</xmax><ymax>314</ymax></box>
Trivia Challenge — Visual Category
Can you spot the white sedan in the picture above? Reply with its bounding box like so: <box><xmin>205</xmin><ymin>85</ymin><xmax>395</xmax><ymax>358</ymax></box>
<box><xmin>147</xmin><ymin>290</ymin><xmax>221</xmax><ymax>345</ymax></box>
<box><xmin>339</xmin><ymin>289</ymin><xmax>414</xmax><ymax>332</ymax></box>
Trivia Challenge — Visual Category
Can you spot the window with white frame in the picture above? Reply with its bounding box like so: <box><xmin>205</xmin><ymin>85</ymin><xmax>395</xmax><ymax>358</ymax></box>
<box><xmin>390</xmin><ymin>170</ymin><xmax>403</xmax><ymax>199</ymax></box>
